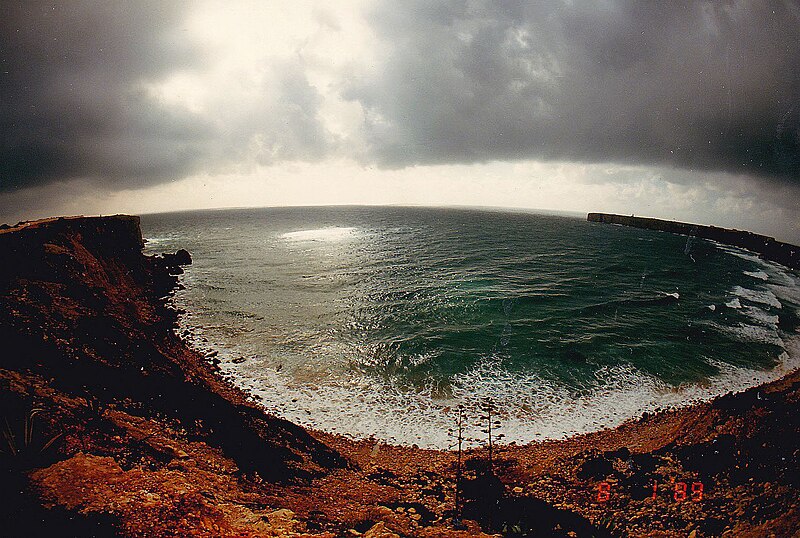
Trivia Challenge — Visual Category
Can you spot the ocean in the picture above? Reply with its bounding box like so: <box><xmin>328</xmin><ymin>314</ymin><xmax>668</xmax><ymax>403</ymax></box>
<box><xmin>141</xmin><ymin>206</ymin><xmax>800</xmax><ymax>448</ymax></box>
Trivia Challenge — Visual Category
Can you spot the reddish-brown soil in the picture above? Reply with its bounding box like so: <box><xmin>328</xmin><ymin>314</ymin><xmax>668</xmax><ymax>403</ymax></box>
<box><xmin>0</xmin><ymin>215</ymin><xmax>797</xmax><ymax>537</ymax></box>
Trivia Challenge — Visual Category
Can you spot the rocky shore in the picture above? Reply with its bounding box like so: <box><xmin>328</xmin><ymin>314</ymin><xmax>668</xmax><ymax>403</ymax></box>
<box><xmin>1</xmin><ymin>215</ymin><xmax>798</xmax><ymax>537</ymax></box>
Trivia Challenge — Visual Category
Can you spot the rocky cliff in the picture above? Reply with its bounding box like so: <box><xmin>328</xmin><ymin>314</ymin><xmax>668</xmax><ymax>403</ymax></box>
<box><xmin>0</xmin><ymin>216</ymin><xmax>346</xmax><ymax>536</ymax></box>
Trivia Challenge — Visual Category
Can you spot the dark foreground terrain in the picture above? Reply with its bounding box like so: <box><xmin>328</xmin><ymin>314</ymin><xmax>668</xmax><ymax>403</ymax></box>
<box><xmin>1</xmin><ymin>215</ymin><xmax>798</xmax><ymax>537</ymax></box>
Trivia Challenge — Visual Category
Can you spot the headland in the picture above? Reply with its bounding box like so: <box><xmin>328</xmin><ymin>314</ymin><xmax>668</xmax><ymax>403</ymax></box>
<box><xmin>587</xmin><ymin>213</ymin><xmax>800</xmax><ymax>270</ymax></box>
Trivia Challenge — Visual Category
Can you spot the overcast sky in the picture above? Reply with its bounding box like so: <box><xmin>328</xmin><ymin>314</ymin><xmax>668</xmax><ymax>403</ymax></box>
<box><xmin>1</xmin><ymin>1</ymin><xmax>799</xmax><ymax>241</ymax></box>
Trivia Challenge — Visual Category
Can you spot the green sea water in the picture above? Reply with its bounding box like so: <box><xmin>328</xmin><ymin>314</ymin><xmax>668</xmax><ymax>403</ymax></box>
<box><xmin>142</xmin><ymin>206</ymin><xmax>800</xmax><ymax>448</ymax></box>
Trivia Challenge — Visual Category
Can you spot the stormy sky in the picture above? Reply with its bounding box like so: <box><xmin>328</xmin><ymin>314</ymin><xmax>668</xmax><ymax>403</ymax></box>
<box><xmin>1</xmin><ymin>1</ymin><xmax>799</xmax><ymax>241</ymax></box>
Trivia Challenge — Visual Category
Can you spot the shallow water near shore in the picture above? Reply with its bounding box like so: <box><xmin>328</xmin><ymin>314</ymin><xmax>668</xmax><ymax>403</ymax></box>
<box><xmin>142</xmin><ymin>206</ymin><xmax>800</xmax><ymax>448</ymax></box>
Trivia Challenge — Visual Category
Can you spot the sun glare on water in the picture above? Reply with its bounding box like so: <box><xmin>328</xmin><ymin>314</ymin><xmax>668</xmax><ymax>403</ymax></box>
<box><xmin>281</xmin><ymin>227</ymin><xmax>358</xmax><ymax>242</ymax></box>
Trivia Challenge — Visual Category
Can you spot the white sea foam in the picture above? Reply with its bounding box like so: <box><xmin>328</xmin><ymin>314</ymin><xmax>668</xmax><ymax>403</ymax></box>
<box><xmin>706</xmin><ymin>320</ymin><xmax>785</xmax><ymax>347</ymax></box>
<box><xmin>742</xmin><ymin>305</ymin><xmax>780</xmax><ymax>327</ymax></box>
<box><xmin>710</xmin><ymin>243</ymin><xmax>764</xmax><ymax>264</ymax></box>
<box><xmin>166</xmin><ymin>227</ymin><xmax>800</xmax><ymax>450</ymax></box>
<box><xmin>744</xmin><ymin>270</ymin><xmax>769</xmax><ymax>281</ymax></box>
<box><xmin>143</xmin><ymin>235</ymin><xmax>176</xmax><ymax>248</ymax></box>
<box><xmin>170</xmin><ymin>268</ymin><xmax>800</xmax><ymax>450</ymax></box>
<box><xmin>712</xmin><ymin>242</ymin><xmax>799</xmax><ymax>311</ymax></box>
<box><xmin>180</xmin><ymin>316</ymin><xmax>800</xmax><ymax>450</ymax></box>
<box><xmin>281</xmin><ymin>227</ymin><xmax>358</xmax><ymax>242</ymax></box>
<box><xmin>767</xmin><ymin>280</ymin><xmax>800</xmax><ymax>312</ymax></box>
<box><xmin>725</xmin><ymin>298</ymin><xmax>742</xmax><ymax>309</ymax></box>
<box><xmin>733</xmin><ymin>286</ymin><xmax>782</xmax><ymax>309</ymax></box>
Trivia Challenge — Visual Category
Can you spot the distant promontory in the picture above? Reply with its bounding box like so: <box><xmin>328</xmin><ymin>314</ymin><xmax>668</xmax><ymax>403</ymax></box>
<box><xmin>588</xmin><ymin>212</ymin><xmax>800</xmax><ymax>270</ymax></box>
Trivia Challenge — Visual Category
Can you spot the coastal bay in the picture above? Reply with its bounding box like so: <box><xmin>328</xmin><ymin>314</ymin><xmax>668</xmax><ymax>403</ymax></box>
<box><xmin>0</xmin><ymin>215</ymin><xmax>798</xmax><ymax>537</ymax></box>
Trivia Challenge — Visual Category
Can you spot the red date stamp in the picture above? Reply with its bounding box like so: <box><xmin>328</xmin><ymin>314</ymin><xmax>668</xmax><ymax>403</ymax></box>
<box><xmin>595</xmin><ymin>480</ymin><xmax>704</xmax><ymax>503</ymax></box>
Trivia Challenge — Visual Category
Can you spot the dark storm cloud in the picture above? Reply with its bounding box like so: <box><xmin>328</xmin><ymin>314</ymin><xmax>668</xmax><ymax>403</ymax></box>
<box><xmin>3</xmin><ymin>1</ymin><xmax>798</xmax><ymax>197</ymax></box>
<box><xmin>0</xmin><ymin>1</ymin><xmax>214</xmax><ymax>191</ymax></box>
<box><xmin>1</xmin><ymin>1</ymin><xmax>335</xmax><ymax>194</ymax></box>
<box><xmin>345</xmin><ymin>0</ymin><xmax>800</xmax><ymax>181</ymax></box>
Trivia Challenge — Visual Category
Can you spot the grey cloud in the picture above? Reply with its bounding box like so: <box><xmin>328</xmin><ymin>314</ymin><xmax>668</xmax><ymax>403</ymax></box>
<box><xmin>345</xmin><ymin>0</ymin><xmax>800</xmax><ymax>181</ymax></box>
<box><xmin>225</xmin><ymin>61</ymin><xmax>334</xmax><ymax>168</ymax></box>
<box><xmin>2</xmin><ymin>0</ymin><xmax>798</xmax><ymax>200</ymax></box>
<box><xmin>0</xmin><ymin>1</ymin><xmax>213</xmax><ymax>191</ymax></box>
<box><xmin>0</xmin><ymin>1</ymin><xmax>333</xmax><ymax>194</ymax></box>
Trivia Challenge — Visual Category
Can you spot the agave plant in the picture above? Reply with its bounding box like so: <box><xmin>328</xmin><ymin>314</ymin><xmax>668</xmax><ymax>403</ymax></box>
<box><xmin>476</xmin><ymin>399</ymin><xmax>505</xmax><ymax>473</ymax></box>
<box><xmin>447</xmin><ymin>405</ymin><xmax>467</xmax><ymax>527</ymax></box>
<box><xmin>1</xmin><ymin>407</ymin><xmax>63</xmax><ymax>467</ymax></box>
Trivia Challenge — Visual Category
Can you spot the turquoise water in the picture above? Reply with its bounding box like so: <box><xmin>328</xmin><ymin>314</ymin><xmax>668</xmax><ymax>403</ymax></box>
<box><xmin>142</xmin><ymin>207</ymin><xmax>800</xmax><ymax>447</ymax></box>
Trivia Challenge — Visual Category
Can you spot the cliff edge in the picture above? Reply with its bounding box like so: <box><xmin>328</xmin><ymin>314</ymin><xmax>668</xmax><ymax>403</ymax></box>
<box><xmin>1</xmin><ymin>215</ymin><xmax>345</xmax><ymax>535</ymax></box>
